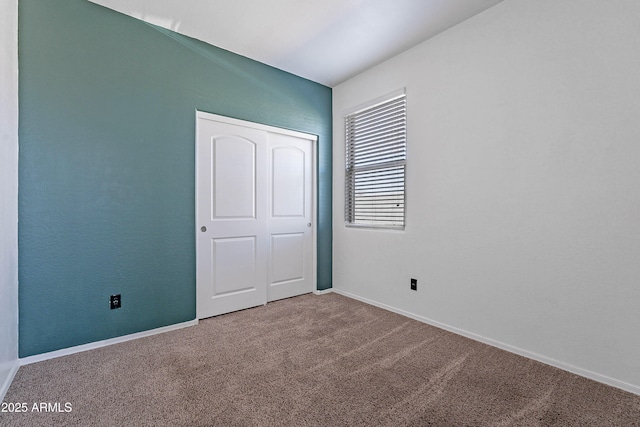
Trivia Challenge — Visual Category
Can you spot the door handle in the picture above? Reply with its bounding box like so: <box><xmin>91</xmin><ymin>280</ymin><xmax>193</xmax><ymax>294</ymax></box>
<box><xmin>200</xmin><ymin>226</ymin><xmax>207</xmax><ymax>232</ymax></box>
<box><xmin>307</xmin><ymin>223</ymin><xmax>312</xmax><ymax>228</ymax></box>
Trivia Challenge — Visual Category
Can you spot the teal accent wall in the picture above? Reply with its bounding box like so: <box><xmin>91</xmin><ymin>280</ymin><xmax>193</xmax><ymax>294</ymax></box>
<box><xmin>18</xmin><ymin>0</ymin><xmax>332</xmax><ymax>357</ymax></box>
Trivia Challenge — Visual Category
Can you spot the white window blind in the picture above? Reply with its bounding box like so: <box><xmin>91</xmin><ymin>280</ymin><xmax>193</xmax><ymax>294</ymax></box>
<box><xmin>345</xmin><ymin>93</ymin><xmax>406</xmax><ymax>229</ymax></box>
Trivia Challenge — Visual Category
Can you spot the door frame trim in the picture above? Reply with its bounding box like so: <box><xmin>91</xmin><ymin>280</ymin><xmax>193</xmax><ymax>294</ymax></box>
<box><xmin>195</xmin><ymin>110</ymin><xmax>318</xmax><ymax>317</ymax></box>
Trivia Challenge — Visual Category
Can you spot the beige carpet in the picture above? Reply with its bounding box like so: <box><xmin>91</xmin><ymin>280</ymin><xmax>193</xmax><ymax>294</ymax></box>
<box><xmin>2</xmin><ymin>293</ymin><xmax>639</xmax><ymax>426</ymax></box>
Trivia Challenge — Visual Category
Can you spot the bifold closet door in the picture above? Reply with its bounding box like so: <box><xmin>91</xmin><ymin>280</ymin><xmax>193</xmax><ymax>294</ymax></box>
<box><xmin>196</xmin><ymin>112</ymin><xmax>314</xmax><ymax>319</ymax></box>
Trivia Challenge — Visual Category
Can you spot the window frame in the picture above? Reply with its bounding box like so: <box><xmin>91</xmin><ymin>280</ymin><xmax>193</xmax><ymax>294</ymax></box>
<box><xmin>344</xmin><ymin>89</ymin><xmax>407</xmax><ymax>230</ymax></box>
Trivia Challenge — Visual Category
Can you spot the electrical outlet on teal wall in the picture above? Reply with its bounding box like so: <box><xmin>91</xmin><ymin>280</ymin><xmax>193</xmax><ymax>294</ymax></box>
<box><xmin>18</xmin><ymin>0</ymin><xmax>332</xmax><ymax>358</ymax></box>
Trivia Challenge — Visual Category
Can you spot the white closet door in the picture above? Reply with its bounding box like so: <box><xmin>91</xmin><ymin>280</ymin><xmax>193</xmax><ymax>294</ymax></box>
<box><xmin>196</xmin><ymin>112</ymin><xmax>315</xmax><ymax>319</ymax></box>
<box><xmin>267</xmin><ymin>133</ymin><xmax>313</xmax><ymax>302</ymax></box>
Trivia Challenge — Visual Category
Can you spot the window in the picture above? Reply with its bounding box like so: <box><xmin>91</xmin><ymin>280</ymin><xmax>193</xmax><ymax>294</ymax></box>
<box><xmin>345</xmin><ymin>91</ymin><xmax>406</xmax><ymax>229</ymax></box>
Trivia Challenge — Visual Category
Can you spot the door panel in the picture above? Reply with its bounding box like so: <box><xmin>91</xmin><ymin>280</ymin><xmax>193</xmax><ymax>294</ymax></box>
<box><xmin>211</xmin><ymin>237</ymin><xmax>257</xmax><ymax>295</ymax></box>
<box><xmin>272</xmin><ymin>147</ymin><xmax>305</xmax><ymax>217</ymax></box>
<box><xmin>197</xmin><ymin>119</ymin><xmax>267</xmax><ymax>319</ymax></box>
<box><xmin>267</xmin><ymin>133</ymin><xmax>313</xmax><ymax>302</ymax></box>
<box><xmin>212</xmin><ymin>137</ymin><xmax>256</xmax><ymax>219</ymax></box>
<box><xmin>270</xmin><ymin>233</ymin><xmax>305</xmax><ymax>284</ymax></box>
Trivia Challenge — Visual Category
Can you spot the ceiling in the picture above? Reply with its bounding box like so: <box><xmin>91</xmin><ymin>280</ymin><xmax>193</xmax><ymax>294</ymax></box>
<box><xmin>88</xmin><ymin>0</ymin><xmax>504</xmax><ymax>87</ymax></box>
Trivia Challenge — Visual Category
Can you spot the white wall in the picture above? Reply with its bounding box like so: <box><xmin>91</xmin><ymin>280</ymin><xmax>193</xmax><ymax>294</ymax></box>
<box><xmin>333</xmin><ymin>0</ymin><xmax>640</xmax><ymax>393</ymax></box>
<box><xmin>0</xmin><ymin>0</ymin><xmax>20</xmax><ymax>401</ymax></box>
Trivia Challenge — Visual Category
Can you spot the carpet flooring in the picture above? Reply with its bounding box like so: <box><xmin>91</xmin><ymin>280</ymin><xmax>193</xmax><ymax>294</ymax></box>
<box><xmin>2</xmin><ymin>293</ymin><xmax>640</xmax><ymax>426</ymax></box>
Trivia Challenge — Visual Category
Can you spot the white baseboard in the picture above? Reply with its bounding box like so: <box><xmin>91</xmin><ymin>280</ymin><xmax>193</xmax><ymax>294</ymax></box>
<box><xmin>0</xmin><ymin>360</ymin><xmax>20</xmax><ymax>402</ymax></box>
<box><xmin>313</xmin><ymin>288</ymin><xmax>334</xmax><ymax>296</ymax></box>
<box><xmin>332</xmin><ymin>288</ymin><xmax>640</xmax><ymax>397</ymax></box>
<box><xmin>20</xmin><ymin>319</ymin><xmax>199</xmax><ymax>366</ymax></box>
